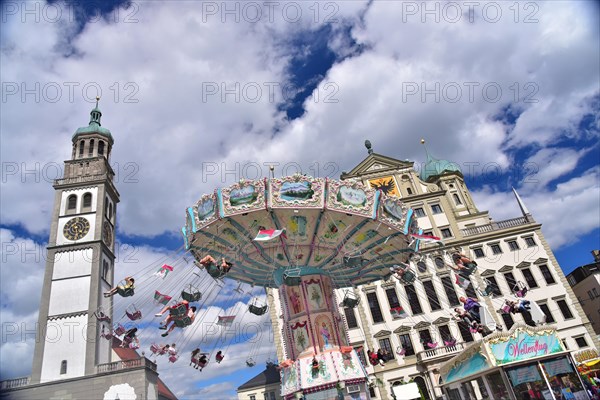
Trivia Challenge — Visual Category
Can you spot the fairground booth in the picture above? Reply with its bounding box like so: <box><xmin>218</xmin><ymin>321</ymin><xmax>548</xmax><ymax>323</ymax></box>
<box><xmin>440</xmin><ymin>324</ymin><xmax>591</xmax><ymax>400</ymax></box>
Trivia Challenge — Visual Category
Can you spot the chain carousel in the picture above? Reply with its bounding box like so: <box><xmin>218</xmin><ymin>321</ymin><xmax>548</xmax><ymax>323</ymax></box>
<box><xmin>182</xmin><ymin>175</ymin><xmax>420</xmax><ymax>399</ymax></box>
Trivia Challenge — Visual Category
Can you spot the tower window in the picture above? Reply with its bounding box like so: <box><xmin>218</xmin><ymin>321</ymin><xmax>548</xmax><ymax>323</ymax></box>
<box><xmin>102</xmin><ymin>260</ymin><xmax>110</xmax><ymax>281</ymax></box>
<box><xmin>98</xmin><ymin>140</ymin><xmax>105</xmax><ymax>156</ymax></box>
<box><xmin>109</xmin><ymin>203</ymin><xmax>113</xmax><ymax>219</ymax></box>
<box><xmin>521</xmin><ymin>268</ymin><xmax>538</xmax><ymax>289</ymax></box>
<box><xmin>434</xmin><ymin>257</ymin><xmax>445</xmax><ymax>270</ymax></box>
<box><xmin>406</xmin><ymin>187</ymin><xmax>413</xmax><ymax>195</ymax></box>
<box><xmin>67</xmin><ymin>195</ymin><xmax>77</xmax><ymax>212</ymax></box>
<box><xmin>343</xmin><ymin>307</ymin><xmax>358</xmax><ymax>329</ymax></box>
<box><xmin>453</xmin><ymin>193</ymin><xmax>462</xmax><ymax>205</ymax></box>
<box><xmin>89</xmin><ymin>139</ymin><xmax>95</xmax><ymax>156</ymax></box>
<box><xmin>525</xmin><ymin>237</ymin><xmax>536</xmax><ymax>247</ymax></box>
<box><xmin>417</xmin><ymin>261</ymin><xmax>428</xmax><ymax>273</ymax></box>
<box><xmin>60</xmin><ymin>360</ymin><xmax>67</xmax><ymax>374</ymax></box>
<box><xmin>556</xmin><ymin>299</ymin><xmax>574</xmax><ymax>320</ymax></box>
<box><xmin>82</xmin><ymin>193</ymin><xmax>92</xmax><ymax>210</ymax></box>
<box><xmin>79</xmin><ymin>140</ymin><xmax>84</xmax><ymax>156</ymax></box>
<box><xmin>431</xmin><ymin>204</ymin><xmax>443</xmax><ymax>214</ymax></box>
<box><xmin>413</xmin><ymin>207</ymin><xmax>426</xmax><ymax>218</ymax></box>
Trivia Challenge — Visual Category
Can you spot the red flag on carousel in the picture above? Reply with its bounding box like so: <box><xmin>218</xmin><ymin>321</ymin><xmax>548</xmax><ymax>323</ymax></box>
<box><xmin>154</xmin><ymin>264</ymin><xmax>174</xmax><ymax>279</ymax></box>
<box><xmin>154</xmin><ymin>290</ymin><xmax>172</xmax><ymax>305</ymax></box>
<box><xmin>254</xmin><ymin>229</ymin><xmax>287</xmax><ymax>241</ymax></box>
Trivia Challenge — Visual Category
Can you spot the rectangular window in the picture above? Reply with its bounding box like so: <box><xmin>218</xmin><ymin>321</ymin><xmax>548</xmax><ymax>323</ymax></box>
<box><xmin>557</xmin><ymin>299</ymin><xmax>574</xmax><ymax>319</ymax></box>
<box><xmin>431</xmin><ymin>204</ymin><xmax>443</xmax><ymax>214</ymax></box>
<box><xmin>486</xmin><ymin>276</ymin><xmax>502</xmax><ymax>297</ymax></box>
<box><xmin>414</xmin><ymin>207</ymin><xmax>426</xmax><ymax>217</ymax></box>
<box><xmin>344</xmin><ymin>307</ymin><xmax>358</xmax><ymax>329</ymax></box>
<box><xmin>521</xmin><ymin>268</ymin><xmax>539</xmax><ymax>289</ymax></box>
<box><xmin>355</xmin><ymin>346</ymin><xmax>367</xmax><ymax>366</ymax></box>
<box><xmin>525</xmin><ymin>237</ymin><xmax>536</xmax><ymax>247</ymax></box>
<box><xmin>588</xmin><ymin>290</ymin><xmax>595</xmax><ymax>300</ymax></box>
<box><xmin>507</xmin><ymin>240</ymin><xmax>520</xmax><ymax>251</ymax></box>
<box><xmin>594</xmin><ymin>288</ymin><xmax>599</xmax><ymax>297</ymax></box>
<box><xmin>60</xmin><ymin>360</ymin><xmax>67</xmax><ymax>375</ymax></box>
<box><xmin>438</xmin><ymin>325</ymin><xmax>453</xmax><ymax>342</ymax></box>
<box><xmin>501</xmin><ymin>312</ymin><xmax>515</xmax><ymax>330</ymax></box>
<box><xmin>250</xmin><ymin>396</ymin><xmax>256</xmax><ymax>400</ymax></box>
<box><xmin>404</xmin><ymin>284</ymin><xmax>423</xmax><ymax>314</ymax></box>
<box><xmin>575</xmin><ymin>336</ymin><xmax>588</xmax><ymax>348</ymax></box>
<box><xmin>378</xmin><ymin>338</ymin><xmax>395</xmax><ymax>360</ymax></box>
<box><xmin>504</xmin><ymin>272</ymin><xmax>517</xmax><ymax>291</ymax></box>
<box><xmin>423</xmin><ymin>231</ymin><xmax>433</xmax><ymax>237</ymax></box>
<box><xmin>418</xmin><ymin>329</ymin><xmax>433</xmax><ymax>347</ymax></box>
<box><xmin>473</xmin><ymin>248</ymin><xmax>485</xmax><ymax>258</ymax></box>
<box><xmin>366</xmin><ymin>292</ymin><xmax>384</xmax><ymax>323</ymax></box>
<box><xmin>464</xmin><ymin>282</ymin><xmax>477</xmax><ymax>299</ymax></box>
<box><xmin>441</xmin><ymin>276</ymin><xmax>460</xmax><ymax>306</ymax></box>
<box><xmin>441</xmin><ymin>228</ymin><xmax>453</xmax><ymax>239</ymax></box>
<box><xmin>490</xmin><ymin>243</ymin><xmax>503</xmax><ymax>255</ymax></box>
<box><xmin>385</xmin><ymin>288</ymin><xmax>401</xmax><ymax>309</ymax></box>
<box><xmin>457</xmin><ymin>322</ymin><xmax>474</xmax><ymax>343</ymax></box>
<box><xmin>538</xmin><ymin>264</ymin><xmax>556</xmax><ymax>285</ymax></box>
<box><xmin>538</xmin><ymin>303</ymin><xmax>555</xmax><ymax>323</ymax></box>
<box><xmin>398</xmin><ymin>333</ymin><xmax>415</xmax><ymax>356</ymax></box>
<box><xmin>422</xmin><ymin>281</ymin><xmax>442</xmax><ymax>311</ymax></box>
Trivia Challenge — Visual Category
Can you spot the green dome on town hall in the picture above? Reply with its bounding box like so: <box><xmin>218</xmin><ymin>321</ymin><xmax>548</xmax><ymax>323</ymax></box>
<box><xmin>72</xmin><ymin>99</ymin><xmax>113</xmax><ymax>143</ymax></box>
<box><xmin>419</xmin><ymin>140</ymin><xmax>462</xmax><ymax>181</ymax></box>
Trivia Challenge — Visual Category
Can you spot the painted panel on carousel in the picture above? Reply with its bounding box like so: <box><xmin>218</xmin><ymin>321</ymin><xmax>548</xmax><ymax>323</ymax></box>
<box><xmin>290</xmin><ymin>321</ymin><xmax>311</xmax><ymax>356</ymax></box>
<box><xmin>368</xmin><ymin>176</ymin><xmax>400</xmax><ymax>197</ymax></box>
<box><xmin>300</xmin><ymin>353</ymin><xmax>335</xmax><ymax>388</ymax></box>
<box><xmin>269</xmin><ymin>176</ymin><xmax>325</xmax><ymax>208</ymax></box>
<box><xmin>377</xmin><ymin>193</ymin><xmax>412</xmax><ymax>233</ymax></box>
<box><xmin>219</xmin><ymin>179</ymin><xmax>266</xmax><ymax>217</ymax></box>
<box><xmin>305</xmin><ymin>278</ymin><xmax>326</xmax><ymax>311</ymax></box>
<box><xmin>193</xmin><ymin>193</ymin><xmax>219</xmax><ymax>230</ymax></box>
<box><xmin>313</xmin><ymin>313</ymin><xmax>336</xmax><ymax>351</ymax></box>
<box><xmin>327</xmin><ymin>179</ymin><xmax>377</xmax><ymax>218</ymax></box>
<box><xmin>281</xmin><ymin>363</ymin><xmax>300</xmax><ymax>396</ymax></box>
<box><xmin>332</xmin><ymin>351</ymin><xmax>365</xmax><ymax>380</ymax></box>
<box><xmin>286</xmin><ymin>285</ymin><xmax>306</xmax><ymax>317</ymax></box>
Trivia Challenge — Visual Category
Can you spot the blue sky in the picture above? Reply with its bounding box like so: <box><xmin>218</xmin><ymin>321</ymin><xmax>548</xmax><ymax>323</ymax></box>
<box><xmin>1</xmin><ymin>0</ymin><xmax>599</xmax><ymax>398</ymax></box>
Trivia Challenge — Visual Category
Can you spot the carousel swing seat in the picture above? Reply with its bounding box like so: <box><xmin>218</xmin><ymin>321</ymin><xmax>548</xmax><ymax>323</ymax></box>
<box><xmin>513</xmin><ymin>281</ymin><xmax>529</xmax><ymax>298</ymax></box>
<box><xmin>113</xmin><ymin>324</ymin><xmax>126</xmax><ymax>336</ymax></box>
<box><xmin>400</xmin><ymin>270</ymin><xmax>416</xmax><ymax>284</ymax></box>
<box><xmin>125</xmin><ymin>305</ymin><xmax>142</xmax><ymax>321</ymax></box>
<box><xmin>94</xmin><ymin>307</ymin><xmax>111</xmax><ymax>322</ymax></box>
<box><xmin>396</xmin><ymin>347</ymin><xmax>407</xmax><ymax>356</ymax></box>
<box><xmin>478</xmin><ymin>279</ymin><xmax>498</xmax><ymax>297</ymax></box>
<box><xmin>283</xmin><ymin>267</ymin><xmax>302</xmax><ymax>286</ymax></box>
<box><xmin>173</xmin><ymin>316</ymin><xmax>192</xmax><ymax>328</ymax></box>
<box><xmin>116</xmin><ymin>280</ymin><xmax>135</xmax><ymax>297</ymax></box>
<box><xmin>246</xmin><ymin>358</ymin><xmax>256</xmax><ymax>367</ymax></box>
<box><xmin>170</xmin><ymin>304</ymin><xmax>188</xmax><ymax>318</ymax></box>
<box><xmin>206</xmin><ymin>264</ymin><xmax>225</xmax><ymax>279</ymax></box>
<box><xmin>342</xmin><ymin>291</ymin><xmax>360</xmax><ymax>308</ymax></box>
<box><xmin>249</xmin><ymin>303</ymin><xmax>268</xmax><ymax>316</ymax></box>
<box><xmin>182</xmin><ymin>285</ymin><xmax>202</xmax><ymax>302</ymax></box>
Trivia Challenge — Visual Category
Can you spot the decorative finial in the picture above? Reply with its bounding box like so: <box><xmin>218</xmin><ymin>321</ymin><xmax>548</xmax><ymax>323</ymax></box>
<box><xmin>95</xmin><ymin>96</ymin><xmax>100</xmax><ymax>108</ymax></box>
<box><xmin>420</xmin><ymin>138</ymin><xmax>425</xmax><ymax>144</ymax></box>
<box><xmin>365</xmin><ymin>140</ymin><xmax>373</xmax><ymax>154</ymax></box>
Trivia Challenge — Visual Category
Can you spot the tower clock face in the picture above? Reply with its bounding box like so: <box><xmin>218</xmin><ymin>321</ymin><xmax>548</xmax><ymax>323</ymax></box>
<box><xmin>103</xmin><ymin>221</ymin><xmax>113</xmax><ymax>245</ymax></box>
<box><xmin>63</xmin><ymin>217</ymin><xmax>90</xmax><ymax>241</ymax></box>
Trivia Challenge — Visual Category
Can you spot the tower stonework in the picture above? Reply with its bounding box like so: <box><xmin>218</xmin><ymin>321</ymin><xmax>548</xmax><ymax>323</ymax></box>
<box><xmin>30</xmin><ymin>100</ymin><xmax>120</xmax><ymax>383</ymax></box>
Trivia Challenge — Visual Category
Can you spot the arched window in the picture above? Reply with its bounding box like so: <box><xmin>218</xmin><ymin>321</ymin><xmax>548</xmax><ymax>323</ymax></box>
<box><xmin>453</xmin><ymin>193</ymin><xmax>462</xmax><ymax>205</ymax></box>
<box><xmin>413</xmin><ymin>376</ymin><xmax>431</xmax><ymax>400</ymax></box>
<box><xmin>67</xmin><ymin>195</ymin><xmax>77</xmax><ymax>212</ymax></box>
<box><xmin>82</xmin><ymin>193</ymin><xmax>92</xmax><ymax>210</ymax></box>
<box><xmin>417</xmin><ymin>261</ymin><xmax>427</xmax><ymax>273</ymax></box>
<box><xmin>98</xmin><ymin>140</ymin><xmax>105</xmax><ymax>156</ymax></box>
<box><xmin>60</xmin><ymin>360</ymin><xmax>67</xmax><ymax>375</ymax></box>
<box><xmin>88</xmin><ymin>139</ymin><xmax>95</xmax><ymax>156</ymax></box>
<box><xmin>79</xmin><ymin>140</ymin><xmax>84</xmax><ymax>156</ymax></box>
<box><xmin>109</xmin><ymin>203</ymin><xmax>113</xmax><ymax>219</ymax></box>
<box><xmin>435</xmin><ymin>257</ymin><xmax>445</xmax><ymax>270</ymax></box>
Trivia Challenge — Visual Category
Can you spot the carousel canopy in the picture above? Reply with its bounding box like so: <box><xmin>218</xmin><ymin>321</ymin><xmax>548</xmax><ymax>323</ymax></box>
<box><xmin>183</xmin><ymin>175</ymin><xmax>420</xmax><ymax>288</ymax></box>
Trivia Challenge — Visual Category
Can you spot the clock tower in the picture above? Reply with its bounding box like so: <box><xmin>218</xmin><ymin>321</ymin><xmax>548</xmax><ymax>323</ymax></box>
<box><xmin>31</xmin><ymin>98</ymin><xmax>119</xmax><ymax>383</ymax></box>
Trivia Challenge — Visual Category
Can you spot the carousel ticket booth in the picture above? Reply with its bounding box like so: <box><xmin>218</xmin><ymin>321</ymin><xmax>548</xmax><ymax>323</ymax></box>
<box><xmin>439</xmin><ymin>324</ymin><xmax>591</xmax><ymax>400</ymax></box>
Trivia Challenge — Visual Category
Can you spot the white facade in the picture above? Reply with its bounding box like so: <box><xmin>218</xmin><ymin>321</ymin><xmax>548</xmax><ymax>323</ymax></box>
<box><xmin>267</xmin><ymin>152</ymin><xmax>598</xmax><ymax>400</ymax></box>
<box><xmin>40</xmin><ymin>314</ymin><xmax>88</xmax><ymax>382</ymax></box>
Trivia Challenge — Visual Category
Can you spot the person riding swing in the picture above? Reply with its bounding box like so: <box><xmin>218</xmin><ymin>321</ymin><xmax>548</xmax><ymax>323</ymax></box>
<box><xmin>104</xmin><ymin>276</ymin><xmax>135</xmax><ymax>298</ymax></box>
